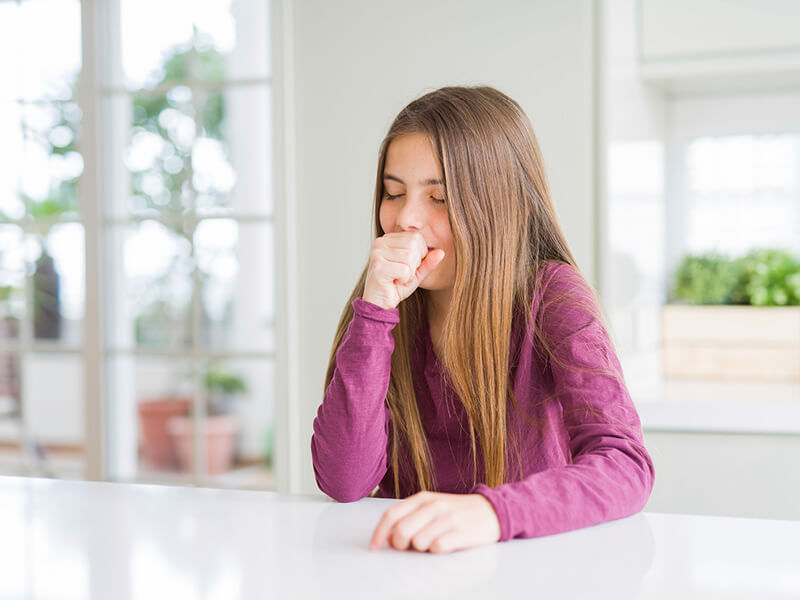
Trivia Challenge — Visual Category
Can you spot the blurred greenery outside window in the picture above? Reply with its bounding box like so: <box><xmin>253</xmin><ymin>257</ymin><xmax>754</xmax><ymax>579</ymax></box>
<box><xmin>0</xmin><ymin>47</ymin><xmax>231</xmax><ymax>348</ymax></box>
<box><xmin>1</xmin><ymin>1</ymin><xmax>275</xmax><ymax>478</ymax></box>
<box><xmin>129</xmin><ymin>47</ymin><xmax>228</xmax><ymax>347</ymax></box>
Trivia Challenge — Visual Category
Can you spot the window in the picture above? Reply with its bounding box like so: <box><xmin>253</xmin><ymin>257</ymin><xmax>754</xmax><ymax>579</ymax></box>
<box><xmin>0</xmin><ymin>0</ymin><xmax>85</xmax><ymax>476</ymax></box>
<box><xmin>683</xmin><ymin>134</ymin><xmax>800</xmax><ymax>257</ymax></box>
<box><xmin>0</xmin><ymin>0</ymin><xmax>276</xmax><ymax>489</ymax></box>
<box><xmin>605</xmin><ymin>91</ymin><xmax>800</xmax><ymax>413</ymax></box>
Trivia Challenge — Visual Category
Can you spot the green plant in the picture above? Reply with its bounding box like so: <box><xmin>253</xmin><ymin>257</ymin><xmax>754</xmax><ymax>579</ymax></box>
<box><xmin>204</xmin><ymin>363</ymin><xmax>247</xmax><ymax>416</ymax></box>
<box><xmin>0</xmin><ymin>284</ymin><xmax>23</xmax><ymax>320</ymax></box>
<box><xmin>669</xmin><ymin>252</ymin><xmax>744</xmax><ymax>305</ymax></box>
<box><xmin>131</xmin><ymin>45</ymin><xmax>225</xmax><ymax>214</ymax></box>
<box><xmin>736</xmin><ymin>248</ymin><xmax>800</xmax><ymax>306</ymax></box>
<box><xmin>263</xmin><ymin>424</ymin><xmax>274</xmax><ymax>467</ymax></box>
<box><xmin>670</xmin><ymin>248</ymin><xmax>800</xmax><ymax>306</ymax></box>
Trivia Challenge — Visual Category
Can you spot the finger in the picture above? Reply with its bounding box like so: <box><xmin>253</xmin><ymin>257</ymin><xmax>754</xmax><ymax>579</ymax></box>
<box><xmin>381</xmin><ymin>254</ymin><xmax>423</xmax><ymax>287</ymax></box>
<box><xmin>384</xmin><ymin>238</ymin><xmax>428</xmax><ymax>266</ymax></box>
<box><xmin>376</xmin><ymin>259</ymin><xmax>413</xmax><ymax>286</ymax></box>
<box><xmin>382</xmin><ymin>239</ymin><xmax>420</xmax><ymax>251</ymax></box>
<box><xmin>386</xmin><ymin>231</ymin><xmax>428</xmax><ymax>260</ymax></box>
<box><xmin>410</xmin><ymin>514</ymin><xmax>456</xmax><ymax>552</ymax></box>
<box><xmin>415</xmin><ymin>249</ymin><xmax>446</xmax><ymax>284</ymax></box>
<box><xmin>382</xmin><ymin>248</ymin><xmax>422</xmax><ymax>272</ymax></box>
<box><xmin>369</xmin><ymin>493</ymin><xmax>431</xmax><ymax>550</ymax></box>
<box><xmin>412</xmin><ymin>232</ymin><xmax>429</xmax><ymax>260</ymax></box>
<box><xmin>386</xmin><ymin>502</ymin><xmax>445</xmax><ymax>551</ymax></box>
<box><xmin>429</xmin><ymin>528</ymin><xmax>475</xmax><ymax>554</ymax></box>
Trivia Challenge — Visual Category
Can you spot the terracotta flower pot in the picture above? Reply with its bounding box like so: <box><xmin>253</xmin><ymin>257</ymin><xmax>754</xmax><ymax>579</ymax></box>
<box><xmin>137</xmin><ymin>397</ymin><xmax>192</xmax><ymax>469</ymax></box>
<box><xmin>167</xmin><ymin>414</ymin><xmax>239</xmax><ymax>475</ymax></box>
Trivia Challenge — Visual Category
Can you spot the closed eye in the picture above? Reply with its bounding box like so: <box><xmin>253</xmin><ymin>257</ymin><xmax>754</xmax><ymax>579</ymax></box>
<box><xmin>382</xmin><ymin>192</ymin><xmax>446</xmax><ymax>204</ymax></box>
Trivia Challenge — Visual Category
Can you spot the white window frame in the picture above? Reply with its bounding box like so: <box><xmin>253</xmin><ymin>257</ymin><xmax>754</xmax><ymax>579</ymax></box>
<box><xmin>73</xmin><ymin>0</ymin><xmax>300</xmax><ymax>490</ymax></box>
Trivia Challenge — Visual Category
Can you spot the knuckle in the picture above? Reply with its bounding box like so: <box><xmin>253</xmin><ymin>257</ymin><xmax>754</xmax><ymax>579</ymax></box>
<box><xmin>441</xmin><ymin>512</ymin><xmax>456</xmax><ymax>527</ymax></box>
<box><xmin>393</xmin><ymin>527</ymin><xmax>410</xmax><ymax>545</ymax></box>
<box><xmin>411</xmin><ymin>534</ymin><xmax>429</xmax><ymax>552</ymax></box>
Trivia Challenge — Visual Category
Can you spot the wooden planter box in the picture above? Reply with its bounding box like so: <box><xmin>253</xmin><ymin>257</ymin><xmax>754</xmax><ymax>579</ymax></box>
<box><xmin>661</xmin><ymin>305</ymin><xmax>800</xmax><ymax>381</ymax></box>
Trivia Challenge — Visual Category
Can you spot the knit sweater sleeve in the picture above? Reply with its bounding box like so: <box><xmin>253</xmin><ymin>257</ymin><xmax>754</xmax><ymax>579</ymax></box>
<box><xmin>472</xmin><ymin>263</ymin><xmax>655</xmax><ymax>540</ymax></box>
<box><xmin>311</xmin><ymin>297</ymin><xmax>399</xmax><ymax>502</ymax></box>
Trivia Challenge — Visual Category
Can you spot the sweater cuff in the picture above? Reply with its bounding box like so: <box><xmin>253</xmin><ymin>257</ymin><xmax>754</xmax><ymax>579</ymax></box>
<box><xmin>471</xmin><ymin>482</ymin><xmax>513</xmax><ymax>542</ymax></box>
<box><xmin>352</xmin><ymin>297</ymin><xmax>400</xmax><ymax>324</ymax></box>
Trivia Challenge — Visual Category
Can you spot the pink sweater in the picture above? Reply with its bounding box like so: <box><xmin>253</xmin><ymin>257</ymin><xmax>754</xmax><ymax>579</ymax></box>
<box><xmin>311</xmin><ymin>261</ymin><xmax>655</xmax><ymax>541</ymax></box>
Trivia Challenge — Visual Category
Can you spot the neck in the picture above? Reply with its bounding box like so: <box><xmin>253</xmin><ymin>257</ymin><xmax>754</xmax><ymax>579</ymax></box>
<box><xmin>425</xmin><ymin>287</ymin><xmax>453</xmax><ymax>326</ymax></box>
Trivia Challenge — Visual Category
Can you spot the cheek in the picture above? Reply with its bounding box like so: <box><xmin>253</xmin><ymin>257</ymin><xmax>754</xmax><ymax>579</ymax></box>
<box><xmin>378</xmin><ymin>203</ymin><xmax>393</xmax><ymax>233</ymax></box>
<box><xmin>436</xmin><ymin>219</ymin><xmax>455</xmax><ymax>252</ymax></box>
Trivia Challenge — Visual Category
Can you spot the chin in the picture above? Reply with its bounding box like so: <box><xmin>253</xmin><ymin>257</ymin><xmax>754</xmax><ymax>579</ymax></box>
<box><xmin>418</xmin><ymin>278</ymin><xmax>445</xmax><ymax>291</ymax></box>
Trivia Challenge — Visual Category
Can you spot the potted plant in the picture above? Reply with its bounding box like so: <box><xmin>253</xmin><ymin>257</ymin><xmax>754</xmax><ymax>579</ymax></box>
<box><xmin>137</xmin><ymin>393</ymin><xmax>193</xmax><ymax>470</ymax></box>
<box><xmin>167</xmin><ymin>363</ymin><xmax>248</xmax><ymax>475</ymax></box>
<box><xmin>662</xmin><ymin>248</ymin><xmax>800</xmax><ymax>381</ymax></box>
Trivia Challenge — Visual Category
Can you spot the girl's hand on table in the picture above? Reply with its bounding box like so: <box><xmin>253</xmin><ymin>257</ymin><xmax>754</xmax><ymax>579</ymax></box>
<box><xmin>369</xmin><ymin>491</ymin><xmax>501</xmax><ymax>554</ymax></box>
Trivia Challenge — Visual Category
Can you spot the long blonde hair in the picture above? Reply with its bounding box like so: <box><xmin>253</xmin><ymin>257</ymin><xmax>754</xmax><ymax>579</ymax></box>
<box><xmin>324</xmin><ymin>86</ymin><xmax>613</xmax><ymax>496</ymax></box>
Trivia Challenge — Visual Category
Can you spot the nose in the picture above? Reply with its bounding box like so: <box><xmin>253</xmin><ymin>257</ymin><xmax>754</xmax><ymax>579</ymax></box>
<box><xmin>395</xmin><ymin>194</ymin><xmax>426</xmax><ymax>232</ymax></box>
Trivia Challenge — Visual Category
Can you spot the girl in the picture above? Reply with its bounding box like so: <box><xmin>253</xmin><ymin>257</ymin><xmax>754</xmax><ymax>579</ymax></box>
<box><xmin>311</xmin><ymin>86</ymin><xmax>655</xmax><ymax>554</ymax></box>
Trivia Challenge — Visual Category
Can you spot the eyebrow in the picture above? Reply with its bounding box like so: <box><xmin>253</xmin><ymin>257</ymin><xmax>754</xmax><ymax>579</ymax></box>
<box><xmin>383</xmin><ymin>173</ymin><xmax>444</xmax><ymax>186</ymax></box>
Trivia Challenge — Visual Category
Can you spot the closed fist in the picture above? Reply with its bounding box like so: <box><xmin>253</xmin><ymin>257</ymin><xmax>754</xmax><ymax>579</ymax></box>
<box><xmin>363</xmin><ymin>231</ymin><xmax>446</xmax><ymax>310</ymax></box>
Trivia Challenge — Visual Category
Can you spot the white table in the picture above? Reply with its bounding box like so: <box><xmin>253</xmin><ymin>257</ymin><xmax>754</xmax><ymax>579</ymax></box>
<box><xmin>1</xmin><ymin>476</ymin><xmax>798</xmax><ymax>599</ymax></box>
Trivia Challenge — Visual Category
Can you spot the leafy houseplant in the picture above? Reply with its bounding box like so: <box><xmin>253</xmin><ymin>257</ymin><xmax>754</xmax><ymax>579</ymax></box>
<box><xmin>669</xmin><ymin>252</ymin><xmax>745</xmax><ymax>305</ymax></box>
<box><xmin>734</xmin><ymin>248</ymin><xmax>800</xmax><ymax>307</ymax></box>
<box><xmin>663</xmin><ymin>248</ymin><xmax>800</xmax><ymax>381</ymax></box>
<box><xmin>166</xmin><ymin>364</ymin><xmax>248</xmax><ymax>475</ymax></box>
<box><xmin>669</xmin><ymin>248</ymin><xmax>800</xmax><ymax>306</ymax></box>
<box><xmin>205</xmin><ymin>363</ymin><xmax>247</xmax><ymax>416</ymax></box>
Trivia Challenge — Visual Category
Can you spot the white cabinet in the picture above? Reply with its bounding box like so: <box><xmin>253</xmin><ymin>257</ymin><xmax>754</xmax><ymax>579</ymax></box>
<box><xmin>638</xmin><ymin>0</ymin><xmax>800</xmax><ymax>94</ymax></box>
<box><xmin>640</xmin><ymin>0</ymin><xmax>800</xmax><ymax>61</ymax></box>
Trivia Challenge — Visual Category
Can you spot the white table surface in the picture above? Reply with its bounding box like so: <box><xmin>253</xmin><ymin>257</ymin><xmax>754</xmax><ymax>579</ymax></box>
<box><xmin>1</xmin><ymin>476</ymin><xmax>798</xmax><ymax>599</ymax></box>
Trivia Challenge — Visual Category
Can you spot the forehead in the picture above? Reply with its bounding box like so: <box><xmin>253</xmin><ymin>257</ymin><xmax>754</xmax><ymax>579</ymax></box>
<box><xmin>384</xmin><ymin>133</ymin><xmax>443</xmax><ymax>181</ymax></box>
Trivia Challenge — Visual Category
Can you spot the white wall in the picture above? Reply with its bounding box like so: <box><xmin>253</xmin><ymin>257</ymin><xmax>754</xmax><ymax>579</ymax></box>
<box><xmin>287</xmin><ymin>0</ymin><xmax>598</xmax><ymax>495</ymax></box>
